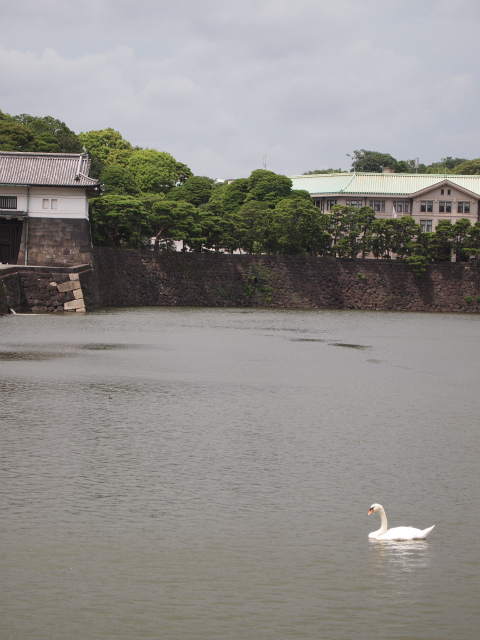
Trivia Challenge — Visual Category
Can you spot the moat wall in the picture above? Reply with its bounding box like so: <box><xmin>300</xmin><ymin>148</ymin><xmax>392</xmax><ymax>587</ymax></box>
<box><xmin>0</xmin><ymin>265</ymin><xmax>93</xmax><ymax>314</ymax></box>
<box><xmin>90</xmin><ymin>248</ymin><xmax>480</xmax><ymax>312</ymax></box>
<box><xmin>3</xmin><ymin>249</ymin><xmax>480</xmax><ymax>315</ymax></box>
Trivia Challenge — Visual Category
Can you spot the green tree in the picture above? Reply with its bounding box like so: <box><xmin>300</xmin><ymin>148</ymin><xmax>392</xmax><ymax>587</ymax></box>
<box><xmin>421</xmin><ymin>220</ymin><xmax>452</xmax><ymax>262</ymax></box>
<box><xmin>369</xmin><ymin>219</ymin><xmax>396</xmax><ymax>259</ymax></box>
<box><xmin>289</xmin><ymin>189</ymin><xmax>314</xmax><ymax>202</ymax></box>
<box><xmin>89</xmin><ymin>195</ymin><xmax>148</xmax><ymax>248</ymax></box>
<box><xmin>231</xmin><ymin>200</ymin><xmax>269</xmax><ymax>254</ymax></box>
<box><xmin>268</xmin><ymin>196</ymin><xmax>324</xmax><ymax>255</ymax></box>
<box><xmin>100</xmin><ymin>165</ymin><xmax>139</xmax><ymax>196</ymax></box>
<box><xmin>465</xmin><ymin>222</ymin><xmax>480</xmax><ymax>260</ymax></box>
<box><xmin>390</xmin><ymin>216</ymin><xmax>421</xmax><ymax>259</ymax></box>
<box><xmin>127</xmin><ymin>149</ymin><xmax>187</xmax><ymax>194</ymax></box>
<box><xmin>78</xmin><ymin>128</ymin><xmax>134</xmax><ymax>167</ymax></box>
<box><xmin>303</xmin><ymin>168</ymin><xmax>345</xmax><ymax>174</ymax></box>
<box><xmin>167</xmin><ymin>176</ymin><xmax>213</xmax><ymax>206</ymax></box>
<box><xmin>196</xmin><ymin>202</ymin><xmax>233</xmax><ymax>253</ymax></box>
<box><xmin>425</xmin><ymin>157</ymin><xmax>468</xmax><ymax>174</ymax></box>
<box><xmin>395</xmin><ymin>160</ymin><xmax>416</xmax><ymax>173</ymax></box>
<box><xmin>450</xmin><ymin>218</ymin><xmax>473</xmax><ymax>261</ymax></box>
<box><xmin>451</xmin><ymin>159</ymin><xmax>480</xmax><ymax>175</ymax></box>
<box><xmin>0</xmin><ymin>110</ymin><xmax>38</xmax><ymax>151</ymax></box>
<box><xmin>221</xmin><ymin>178</ymin><xmax>249</xmax><ymax>214</ymax></box>
<box><xmin>246</xmin><ymin>169</ymin><xmax>293</xmax><ymax>208</ymax></box>
<box><xmin>351</xmin><ymin>150</ymin><xmax>397</xmax><ymax>172</ymax></box>
<box><xmin>148</xmin><ymin>200</ymin><xmax>200</xmax><ymax>252</ymax></box>
<box><xmin>356</xmin><ymin>207</ymin><xmax>376</xmax><ymax>258</ymax></box>
<box><xmin>12</xmin><ymin>114</ymin><xmax>82</xmax><ymax>153</ymax></box>
<box><xmin>327</xmin><ymin>206</ymin><xmax>375</xmax><ymax>258</ymax></box>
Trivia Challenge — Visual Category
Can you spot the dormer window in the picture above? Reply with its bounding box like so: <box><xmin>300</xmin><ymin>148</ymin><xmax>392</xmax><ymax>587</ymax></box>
<box><xmin>441</xmin><ymin>189</ymin><xmax>444</xmax><ymax>195</ymax></box>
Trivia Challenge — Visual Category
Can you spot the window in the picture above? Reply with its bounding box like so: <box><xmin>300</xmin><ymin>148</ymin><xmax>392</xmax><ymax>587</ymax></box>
<box><xmin>420</xmin><ymin>219</ymin><xmax>433</xmax><ymax>233</ymax></box>
<box><xmin>326</xmin><ymin>200</ymin><xmax>337</xmax><ymax>210</ymax></box>
<box><xmin>0</xmin><ymin>196</ymin><xmax>17</xmax><ymax>209</ymax></box>
<box><xmin>346</xmin><ymin>200</ymin><xmax>362</xmax><ymax>208</ymax></box>
<box><xmin>458</xmin><ymin>202</ymin><xmax>470</xmax><ymax>214</ymax></box>
<box><xmin>439</xmin><ymin>201</ymin><xmax>452</xmax><ymax>213</ymax></box>
<box><xmin>313</xmin><ymin>199</ymin><xmax>323</xmax><ymax>209</ymax></box>
<box><xmin>447</xmin><ymin>189</ymin><xmax>451</xmax><ymax>195</ymax></box>
<box><xmin>42</xmin><ymin>198</ymin><xmax>59</xmax><ymax>209</ymax></box>
<box><xmin>392</xmin><ymin>200</ymin><xmax>409</xmax><ymax>213</ymax></box>
<box><xmin>420</xmin><ymin>201</ymin><xmax>433</xmax><ymax>213</ymax></box>
<box><xmin>371</xmin><ymin>200</ymin><xmax>385</xmax><ymax>212</ymax></box>
<box><xmin>441</xmin><ymin>189</ymin><xmax>444</xmax><ymax>195</ymax></box>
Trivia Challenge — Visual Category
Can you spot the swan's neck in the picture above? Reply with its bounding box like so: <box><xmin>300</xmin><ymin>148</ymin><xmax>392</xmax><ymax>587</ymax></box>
<box><xmin>376</xmin><ymin>507</ymin><xmax>388</xmax><ymax>534</ymax></box>
<box><xmin>369</xmin><ymin>506</ymin><xmax>388</xmax><ymax>538</ymax></box>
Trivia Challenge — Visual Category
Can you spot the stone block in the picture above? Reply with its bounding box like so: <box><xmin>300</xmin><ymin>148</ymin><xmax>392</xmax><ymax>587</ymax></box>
<box><xmin>69</xmin><ymin>273</ymin><xmax>80</xmax><ymax>281</ymax></box>
<box><xmin>64</xmin><ymin>299</ymin><xmax>85</xmax><ymax>311</ymax></box>
<box><xmin>57</xmin><ymin>280</ymin><xmax>81</xmax><ymax>292</ymax></box>
<box><xmin>73</xmin><ymin>289</ymin><xmax>84</xmax><ymax>300</ymax></box>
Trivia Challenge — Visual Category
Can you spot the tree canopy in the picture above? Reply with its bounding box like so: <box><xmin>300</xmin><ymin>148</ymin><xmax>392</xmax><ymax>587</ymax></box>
<box><xmin>127</xmin><ymin>149</ymin><xmax>182</xmax><ymax>194</ymax></box>
<box><xmin>78</xmin><ymin>128</ymin><xmax>134</xmax><ymax>167</ymax></box>
<box><xmin>12</xmin><ymin>114</ymin><xmax>83</xmax><ymax>153</ymax></box>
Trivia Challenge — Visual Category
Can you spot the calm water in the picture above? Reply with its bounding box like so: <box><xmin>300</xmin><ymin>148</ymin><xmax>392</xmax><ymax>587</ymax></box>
<box><xmin>1</xmin><ymin>308</ymin><xmax>479</xmax><ymax>640</ymax></box>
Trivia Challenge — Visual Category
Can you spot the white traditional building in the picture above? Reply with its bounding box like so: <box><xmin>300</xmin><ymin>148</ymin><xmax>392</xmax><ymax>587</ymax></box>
<box><xmin>290</xmin><ymin>173</ymin><xmax>480</xmax><ymax>232</ymax></box>
<box><xmin>0</xmin><ymin>151</ymin><xmax>102</xmax><ymax>266</ymax></box>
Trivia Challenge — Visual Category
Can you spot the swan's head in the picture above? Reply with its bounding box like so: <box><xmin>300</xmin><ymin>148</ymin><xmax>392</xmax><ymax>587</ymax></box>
<box><xmin>368</xmin><ymin>503</ymin><xmax>383</xmax><ymax>516</ymax></box>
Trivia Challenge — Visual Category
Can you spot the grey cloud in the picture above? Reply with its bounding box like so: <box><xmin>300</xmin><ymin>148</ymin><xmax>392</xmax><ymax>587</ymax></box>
<box><xmin>1</xmin><ymin>0</ymin><xmax>480</xmax><ymax>177</ymax></box>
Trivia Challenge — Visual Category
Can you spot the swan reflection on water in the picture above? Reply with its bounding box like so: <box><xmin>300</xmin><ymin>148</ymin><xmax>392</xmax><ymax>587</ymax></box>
<box><xmin>369</xmin><ymin>539</ymin><xmax>432</xmax><ymax>572</ymax></box>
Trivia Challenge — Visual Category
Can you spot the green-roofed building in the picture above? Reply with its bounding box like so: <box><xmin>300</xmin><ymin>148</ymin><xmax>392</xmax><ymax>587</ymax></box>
<box><xmin>290</xmin><ymin>172</ymin><xmax>480</xmax><ymax>233</ymax></box>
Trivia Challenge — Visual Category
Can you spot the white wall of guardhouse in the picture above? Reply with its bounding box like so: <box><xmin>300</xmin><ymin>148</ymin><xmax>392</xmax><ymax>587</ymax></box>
<box><xmin>0</xmin><ymin>186</ymin><xmax>89</xmax><ymax>219</ymax></box>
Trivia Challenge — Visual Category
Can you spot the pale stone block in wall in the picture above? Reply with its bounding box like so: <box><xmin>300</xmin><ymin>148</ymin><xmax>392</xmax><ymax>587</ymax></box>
<box><xmin>75</xmin><ymin>308</ymin><xmax>86</xmax><ymax>313</ymax></box>
<box><xmin>73</xmin><ymin>289</ymin><xmax>84</xmax><ymax>300</ymax></box>
<box><xmin>57</xmin><ymin>280</ymin><xmax>81</xmax><ymax>292</ymax></box>
<box><xmin>64</xmin><ymin>299</ymin><xmax>85</xmax><ymax>311</ymax></box>
<box><xmin>69</xmin><ymin>273</ymin><xmax>80</xmax><ymax>281</ymax></box>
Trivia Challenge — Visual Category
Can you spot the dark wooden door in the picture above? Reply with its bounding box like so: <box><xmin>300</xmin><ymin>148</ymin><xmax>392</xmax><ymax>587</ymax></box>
<box><xmin>0</xmin><ymin>220</ymin><xmax>23</xmax><ymax>264</ymax></box>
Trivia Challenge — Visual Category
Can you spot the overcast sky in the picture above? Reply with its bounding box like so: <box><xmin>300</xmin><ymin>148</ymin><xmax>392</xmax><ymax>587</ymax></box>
<box><xmin>2</xmin><ymin>0</ymin><xmax>479</xmax><ymax>178</ymax></box>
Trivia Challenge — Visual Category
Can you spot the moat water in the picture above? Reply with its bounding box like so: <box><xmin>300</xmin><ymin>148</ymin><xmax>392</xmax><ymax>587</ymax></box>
<box><xmin>1</xmin><ymin>308</ymin><xmax>479</xmax><ymax>640</ymax></box>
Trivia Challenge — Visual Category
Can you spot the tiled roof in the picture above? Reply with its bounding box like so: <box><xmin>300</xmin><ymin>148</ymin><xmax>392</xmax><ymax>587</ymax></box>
<box><xmin>290</xmin><ymin>173</ymin><xmax>480</xmax><ymax>197</ymax></box>
<box><xmin>0</xmin><ymin>152</ymin><xmax>102</xmax><ymax>188</ymax></box>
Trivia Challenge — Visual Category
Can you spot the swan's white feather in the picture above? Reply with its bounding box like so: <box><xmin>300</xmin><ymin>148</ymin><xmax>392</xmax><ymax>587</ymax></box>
<box><xmin>368</xmin><ymin>504</ymin><xmax>435</xmax><ymax>541</ymax></box>
<box><xmin>370</xmin><ymin>524</ymin><xmax>435</xmax><ymax>541</ymax></box>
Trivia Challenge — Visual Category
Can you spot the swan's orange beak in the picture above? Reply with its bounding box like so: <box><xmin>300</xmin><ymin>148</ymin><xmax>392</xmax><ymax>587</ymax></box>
<box><xmin>368</xmin><ymin>508</ymin><xmax>374</xmax><ymax>515</ymax></box>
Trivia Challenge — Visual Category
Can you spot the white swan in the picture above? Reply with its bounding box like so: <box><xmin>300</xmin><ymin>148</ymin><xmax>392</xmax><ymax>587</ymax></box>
<box><xmin>368</xmin><ymin>503</ymin><xmax>435</xmax><ymax>541</ymax></box>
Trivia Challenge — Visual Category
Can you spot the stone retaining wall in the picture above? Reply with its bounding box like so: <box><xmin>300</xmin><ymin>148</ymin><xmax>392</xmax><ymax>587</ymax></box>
<box><xmin>0</xmin><ymin>265</ymin><xmax>91</xmax><ymax>314</ymax></box>
<box><xmin>17</xmin><ymin>218</ymin><xmax>93</xmax><ymax>267</ymax></box>
<box><xmin>91</xmin><ymin>248</ymin><xmax>480</xmax><ymax>312</ymax></box>
<box><xmin>19</xmin><ymin>271</ymin><xmax>86</xmax><ymax>312</ymax></box>
<box><xmin>4</xmin><ymin>250</ymin><xmax>480</xmax><ymax>315</ymax></box>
